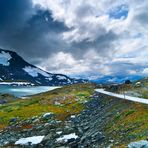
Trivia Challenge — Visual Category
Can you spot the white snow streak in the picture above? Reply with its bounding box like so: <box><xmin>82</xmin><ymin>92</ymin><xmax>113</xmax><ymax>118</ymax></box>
<box><xmin>0</xmin><ymin>51</ymin><xmax>11</xmax><ymax>66</ymax></box>
<box><xmin>56</xmin><ymin>133</ymin><xmax>78</xmax><ymax>142</ymax></box>
<box><xmin>15</xmin><ymin>136</ymin><xmax>45</xmax><ymax>145</ymax></box>
<box><xmin>23</xmin><ymin>66</ymin><xmax>49</xmax><ymax>77</ymax></box>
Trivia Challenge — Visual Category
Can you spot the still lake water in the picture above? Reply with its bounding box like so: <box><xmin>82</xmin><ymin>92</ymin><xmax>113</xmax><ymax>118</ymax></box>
<box><xmin>0</xmin><ymin>85</ymin><xmax>59</xmax><ymax>97</ymax></box>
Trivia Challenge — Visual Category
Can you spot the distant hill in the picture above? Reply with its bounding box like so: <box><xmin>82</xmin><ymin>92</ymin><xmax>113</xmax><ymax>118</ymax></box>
<box><xmin>91</xmin><ymin>75</ymin><xmax>143</xmax><ymax>84</ymax></box>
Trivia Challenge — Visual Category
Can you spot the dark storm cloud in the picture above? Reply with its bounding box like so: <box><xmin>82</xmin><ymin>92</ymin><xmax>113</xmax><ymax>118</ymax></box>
<box><xmin>0</xmin><ymin>0</ymin><xmax>33</xmax><ymax>51</ymax></box>
<box><xmin>70</xmin><ymin>31</ymin><xmax>117</xmax><ymax>59</ymax></box>
<box><xmin>0</xmin><ymin>0</ymin><xmax>33</xmax><ymax>29</ymax></box>
<box><xmin>0</xmin><ymin>0</ymin><xmax>118</xmax><ymax>65</ymax></box>
<box><xmin>8</xmin><ymin>9</ymin><xmax>69</xmax><ymax>63</ymax></box>
<box><xmin>0</xmin><ymin>0</ymin><xmax>147</xmax><ymax>77</ymax></box>
<box><xmin>0</xmin><ymin>0</ymin><xmax>69</xmax><ymax>63</ymax></box>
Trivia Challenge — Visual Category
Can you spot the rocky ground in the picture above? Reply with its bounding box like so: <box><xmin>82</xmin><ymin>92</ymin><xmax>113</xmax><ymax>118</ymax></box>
<box><xmin>0</xmin><ymin>94</ymin><xmax>16</xmax><ymax>104</ymax></box>
<box><xmin>0</xmin><ymin>83</ymin><xmax>148</xmax><ymax>148</ymax></box>
<box><xmin>1</xmin><ymin>93</ymin><xmax>113</xmax><ymax>147</ymax></box>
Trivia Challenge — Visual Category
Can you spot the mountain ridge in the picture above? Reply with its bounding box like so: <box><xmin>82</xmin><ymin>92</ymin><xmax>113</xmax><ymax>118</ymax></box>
<box><xmin>0</xmin><ymin>48</ymin><xmax>87</xmax><ymax>86</ymax></box>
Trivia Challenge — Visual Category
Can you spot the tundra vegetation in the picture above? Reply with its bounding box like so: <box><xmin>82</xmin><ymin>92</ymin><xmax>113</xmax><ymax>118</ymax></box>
<box><xmin>0</xmin><ymin>80</ymin><xmax>147</xmax><ymax>147</ymax></box>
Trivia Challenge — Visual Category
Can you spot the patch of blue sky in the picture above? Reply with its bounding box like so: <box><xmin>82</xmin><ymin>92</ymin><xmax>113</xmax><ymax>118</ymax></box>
<box><xmin>109</xmin><ymin>4</ymin><xmax>129</xmax><ymax>20</ymax></box>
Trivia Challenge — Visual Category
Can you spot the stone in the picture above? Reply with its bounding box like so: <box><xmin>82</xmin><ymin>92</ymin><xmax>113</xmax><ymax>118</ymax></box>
<box><xmin>9</xmin><ymin>118</ymin><xmax>18</xmax><ymax>123</ymax></box>
<box><xmin>42</xmin><ymin>113</ymin><xmax>54</xmax><ymax>119</ymax></box>
<box><xmin>43</xmin><ymin>133</ymin><xmax>53</xmax><ymax>141</ymax></box>
<box><xmin>127</xmin><ymin>140</ymin><xmax>148</xmax><ymax>148</ymax></box>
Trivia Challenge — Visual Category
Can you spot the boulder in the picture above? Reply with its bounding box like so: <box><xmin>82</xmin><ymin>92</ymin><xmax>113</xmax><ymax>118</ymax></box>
<box><xmin>42</xmin><ymin>113</ymin><xmax>54</xmax><ymax>120</ymax></box>
<box><xmin>127</xmin><ymin>140</ymin><xmax>148</xmax><ymax>148</ymax></box>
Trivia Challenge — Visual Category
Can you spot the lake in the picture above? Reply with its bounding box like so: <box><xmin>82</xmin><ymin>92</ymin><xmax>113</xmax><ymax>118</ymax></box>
<box><xmin>0</xmin><ymin>85</ymin><xmax>60</xmax><ymax>97</ymax></box>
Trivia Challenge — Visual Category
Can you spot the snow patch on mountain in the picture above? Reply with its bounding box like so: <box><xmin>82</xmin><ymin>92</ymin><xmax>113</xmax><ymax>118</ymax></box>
<box><xmin>45</xmin><ymin>77</ymin><xmax>53</xmax><ymax>81</ymax></box>
<box><xmin>56</xmin><ymin>75</ymin><xmax>67</xmax><ymax>80</ymax></box>
<box><xmin>23</xmin><ymin>66</ymin><xmax>50</xmax><ymax>77</ymax></box>
<box><xmin>0</xmin><ymin>51</ymin><xmax>11</xmax><ymax>66</ymax></box>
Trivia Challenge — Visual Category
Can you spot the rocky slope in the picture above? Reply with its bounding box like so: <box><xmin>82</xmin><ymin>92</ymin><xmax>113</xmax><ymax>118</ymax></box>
<box><xmin>125</xmin><ymin>77</ymin><xmax>148</xmax><ymax>99</ymax></box>
<box><xmin>0</xmin><ymin>49</ymin><xmax>87</xmax><ymax>86</ymax></box>
<box><xmin>0</xmin><ymin>83</ymin><xmax>147</xmax><ymax>147</ymax></box>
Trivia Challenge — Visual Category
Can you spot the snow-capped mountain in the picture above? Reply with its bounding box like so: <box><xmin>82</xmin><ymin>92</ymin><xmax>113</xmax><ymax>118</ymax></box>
<box><xmin>0</xmin><ymin>49</ymin><xmax>87</xmax><ymax>86</ymax></box>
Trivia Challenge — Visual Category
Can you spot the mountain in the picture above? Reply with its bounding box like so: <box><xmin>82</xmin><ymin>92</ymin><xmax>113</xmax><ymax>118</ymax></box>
<box><xmin>91</xmin><ymin>75</ymin><xmax>143</xmax><ymax>84</ymax></box>
<box><xmin>0</xmin><ymin>49</ymin><xmax>87</xmax><ymax>86</ymax></box>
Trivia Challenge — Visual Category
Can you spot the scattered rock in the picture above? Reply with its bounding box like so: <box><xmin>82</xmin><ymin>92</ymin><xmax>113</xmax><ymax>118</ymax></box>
<box><xmin>9</xmin><ymin>118</ymin><xmax>18</xmax><ymax>123</ymax></box>
<box><xmin>42</xmin><ymin>112</ymin><xmax>54</xmax><ymax>119</ymax></box>
<box><xmin>127</xmin><ymin>140</ymin><xmax>148</xmax><ymax>148</ymax></box>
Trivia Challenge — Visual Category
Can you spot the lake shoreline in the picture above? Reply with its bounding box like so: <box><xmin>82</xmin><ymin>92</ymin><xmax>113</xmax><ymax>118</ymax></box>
<box><xmin>0</xmin><ymin>86</ymin><xmax>60</xmax><ymax>97</ymax></box>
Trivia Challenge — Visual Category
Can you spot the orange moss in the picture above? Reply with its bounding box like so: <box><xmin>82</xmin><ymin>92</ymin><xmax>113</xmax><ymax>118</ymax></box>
<box><xmin>0</xmin><ymin>124</ymin><xmax>6</xmax><ymax>130</ymax></box>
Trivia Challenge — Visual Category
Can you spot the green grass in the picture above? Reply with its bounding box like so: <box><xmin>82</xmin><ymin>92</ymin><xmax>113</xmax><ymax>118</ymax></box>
<box><xmin>0</xmin><ymin>81</ymin><xmax>147</xmax><ymax>148</ymax></box>
<box><xmin>104</xmin><ymin>99</ymin><xmax>148</xmax><ymax>147</ymax></box>
<box><xmin>0</xmin><ymin>83</ymin><xmax>95</xmax><ymax>129</ymax></box>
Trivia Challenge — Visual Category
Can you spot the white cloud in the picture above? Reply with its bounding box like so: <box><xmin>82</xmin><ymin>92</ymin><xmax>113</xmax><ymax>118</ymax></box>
<box><xmin>38</xmin><ymin>52</ymin><xmax>90</xmax><ymax>75</ymax></box>
<box><xmin>128</xmin><ymin>70</ymin><xmax>137</xmax><ymax>75</ymax></box>
<box><xmin>32</xmin><ymin>0</ymin><xmax>148</xmax><ymax>77</ymax></box>
<box><xmin>142</xmin><ymin>68</ymin><xmax>148</xmax><ymax>75</ymax></box>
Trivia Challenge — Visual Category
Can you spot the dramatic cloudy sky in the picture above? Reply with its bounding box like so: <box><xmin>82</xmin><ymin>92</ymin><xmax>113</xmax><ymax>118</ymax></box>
<box><xmin>0</xmin><ymin>0</ymin><xmax>148</xmax><ymax>79</ymax></box>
